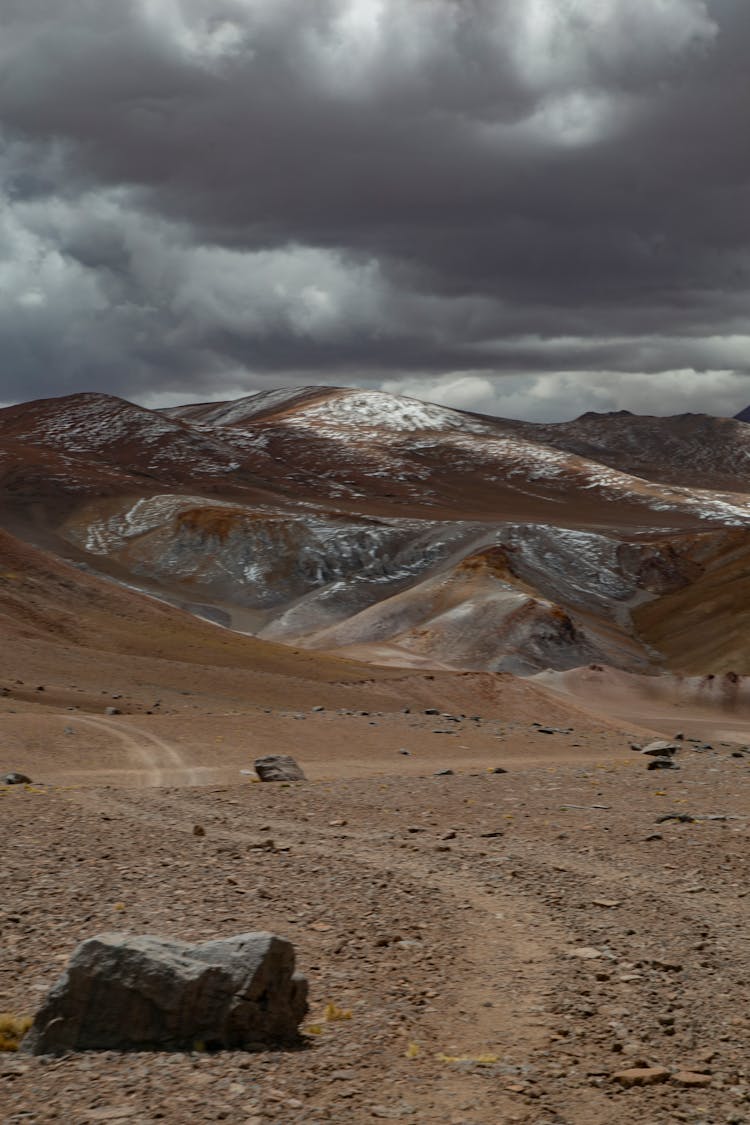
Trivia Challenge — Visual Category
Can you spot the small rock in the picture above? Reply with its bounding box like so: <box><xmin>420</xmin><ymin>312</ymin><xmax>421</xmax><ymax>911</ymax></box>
<box><xmin>647</xmin><ymin>758</ymin><xmax>679</xmax><ymax>770</ymax></box>
<box><xmin>656</xmin><ymin>813</ymin><xmax>694</xmax><ymax>824</ymax></box>
<box><xmin>1</xmin><ymin>771</ymin><xmax>31</xmax><ymax>785</ymax></box>
<box><xmin>105</xmin><ymin>706</ymin><xmax>121</xmax><ymax>716</ymax></box>
<box><xmin>83</xmin><ymin>1108</ymin><xmax>138</xmax><ymax>1122</ymax></box>
<box><xmin>490</xmin><ymin>767</ymin><xmax>508</xmax><ymax>775</ymax></box>
<box><xmin>254</xmin><ymin>755</ymin><xmax>306</xmax><ymax>782</ymax></box>
<box><xmin>611</xmin><ymin>1066</ymin><xmax>671</xmax><ymax>1087</ymax></box>
<box><xmin>642</xmin><ymin>740</ymin><xmax>679</xmax><ymax>757</ymax></box>
<box><xmin>650</xmin><ymin>958</ymin><xmax>682</xmax><ymax>972</ymax></box>
<box><xmin>671</xmin><ymin>1071</ymin><xmax>712</xmax><ymax>1087</ymax></box>
<box><xmin>311</xmin><ymin>706</ymin><xmax>325</xmax><ymax>712</ymax></box>
<box><xmin>398</xmin><ymin>748</ymin><xmax>411</xmax><ymax>756</ymax></box>
<box><xmin>434</xmin><ymin>769</ymin><xmax>454</xmax><ymax>777</ymax></box>
<box><xmin>192</xmin><ymin>824</ymin><xmax>206</xmax><ymax>837</ymax></box>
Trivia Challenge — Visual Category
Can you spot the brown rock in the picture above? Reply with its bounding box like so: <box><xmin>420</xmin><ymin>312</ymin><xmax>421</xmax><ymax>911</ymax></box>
<box><xmin>671</xmin><ymin>1071</ymin><xmax>712</xmax><ymax>1087</ymax></box>
<box><xmin>612</xmin><ymin>1066</ymin><xmax>671</xmax><ymax>1087</ymax></box>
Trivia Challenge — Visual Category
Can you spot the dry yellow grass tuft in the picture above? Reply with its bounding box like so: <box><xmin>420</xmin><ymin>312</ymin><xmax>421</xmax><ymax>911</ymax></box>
<box><xmin>0</xmin><ymin>1014</ymin><xmax>32</xmax><ymax>1051</ymax></box>
<box><xmin>324</xmin><ymin>1002</ymin><xmax>352</xmax><ymax>1022</ymax></box>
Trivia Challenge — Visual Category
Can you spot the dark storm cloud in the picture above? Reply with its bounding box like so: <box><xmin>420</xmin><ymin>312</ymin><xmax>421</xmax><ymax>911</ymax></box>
<box><xmin>1</xmin><ymin>1</ymin><xmax>749</xmax><ymax>419</ymax></box>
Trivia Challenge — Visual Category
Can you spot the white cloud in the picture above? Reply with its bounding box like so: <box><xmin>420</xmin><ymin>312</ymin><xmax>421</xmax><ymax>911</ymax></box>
<box><xmin>512</xmin><ymin>0</ymin><xmax>717</xmax><ymax>92</ymax></box>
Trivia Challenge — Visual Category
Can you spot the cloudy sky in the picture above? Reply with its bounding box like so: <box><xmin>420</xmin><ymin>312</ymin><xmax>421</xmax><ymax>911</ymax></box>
<box><xmin>1</xmin><ymin>0</ymin><xmax>749</xmax><ymax>420</ymax></box>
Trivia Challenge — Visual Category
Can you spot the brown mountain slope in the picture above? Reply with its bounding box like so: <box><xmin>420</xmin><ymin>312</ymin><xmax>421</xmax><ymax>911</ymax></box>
<box><xmin>633</xmin><ymin>528</ymin><xmax>750</xmax><ymax>673</ymax></box>
<box><xmin>508</xmin><ymin>410</ymin><xmax>750</xmax><ymax>491</ymax></box>
<box><xmin>0</xmin><ymin>527</ymin><xmax>590</xmax><ymax>725</ymax></box>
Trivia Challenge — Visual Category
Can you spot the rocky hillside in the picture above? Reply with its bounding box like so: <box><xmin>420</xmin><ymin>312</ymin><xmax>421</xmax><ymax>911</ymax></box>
<box><xmin>2</xmin><ymin>386</ymin><xmax>750</xmax><ymax>675</ymax></box>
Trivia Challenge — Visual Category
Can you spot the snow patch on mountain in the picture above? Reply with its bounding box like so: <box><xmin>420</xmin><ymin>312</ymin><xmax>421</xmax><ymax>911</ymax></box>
<box><xmin>286</xmin><ymin>390</ymin><xmax>492</xmax><ymax>434</ymax></box>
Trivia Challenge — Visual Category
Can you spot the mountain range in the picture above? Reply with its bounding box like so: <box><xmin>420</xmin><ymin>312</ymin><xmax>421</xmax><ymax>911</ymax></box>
<box><xmin>2</xmin><ymin>385</ymin><xmax>750</xmax><ymax>677</ymax></box>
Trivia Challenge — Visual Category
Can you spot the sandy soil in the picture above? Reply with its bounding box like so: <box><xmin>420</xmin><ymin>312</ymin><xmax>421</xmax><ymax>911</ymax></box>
<box><xmin>2</xmin><ymin>683</ymin><xmax>749</xmax><ymax>1125</ymax></box>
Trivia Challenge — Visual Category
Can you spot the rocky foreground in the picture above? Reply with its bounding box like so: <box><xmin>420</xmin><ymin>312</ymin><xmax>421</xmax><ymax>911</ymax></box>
<box><xmin>1</xmin><ymin>738</ymin><xmax>748</xmax><ymax>1124</ymax></box>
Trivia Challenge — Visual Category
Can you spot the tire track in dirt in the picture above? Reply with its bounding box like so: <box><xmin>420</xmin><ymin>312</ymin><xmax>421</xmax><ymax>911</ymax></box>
<box><xmin>67</xmin><ymin>715</ymin><xmax>203</xmax><ymax>786</ymax></box>
<box><xmin>62</xmin><ymin>785</ymin><xmax>568</xmax><ymax>1092</ymax></box>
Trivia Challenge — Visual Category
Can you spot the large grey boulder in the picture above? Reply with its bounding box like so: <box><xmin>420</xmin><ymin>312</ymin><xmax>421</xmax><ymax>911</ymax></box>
<box><xmin>254</xmin><ymin>755</ymin><xmax>306</xmax><ymax>782</ymax></box>
<box><xmin>22</xmin><ymin>931</ymin><xmax>308</xmax><ymax>1055</ymax></box>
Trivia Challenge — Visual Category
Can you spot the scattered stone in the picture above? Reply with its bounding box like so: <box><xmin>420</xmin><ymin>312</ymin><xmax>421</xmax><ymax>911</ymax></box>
<box><xmin>671</xmin><ymin>1071</ymin><xmax>712</xmax><ymax>1088</ymax></box>
<box><xmin>647</xmin><ymin>758</ymin><xmax>679</xmax><ymax>770</ymax></box>
<box><xmin>105</xmin><ymin>706</ymin><xmax>121</xmax><ymax>716</ymax></box>
<box><xmin>82</xmin><ymin>1107</ymin><xmax>139</xmax><ymax>1122</ymax></box>
<box><xmin>434</xmin><ymin>769</ymin><xmax>454</xmax><ymax>777</ymax></box>
<box><xmin>424</xmin><ymin>708</ymin><xmax>440</xmax><ymax>715</ymax></box>
<box><xmin>23</xmin><ymin>931</ymin><xmax>308</xmax><ymax>1054</ymax></box>
<box><xmin>656</xmin><ymin>813</ymin><xmax>695</xmax><ymax>824</ymax></box>
<box><xmin>254</xmin><ymin>755</ymin><xmax>306</xmax><ymax>782</ymax></box>
<box><xmin>569</xmin><ymin>947</ymin><xmax>603</xmax><ymax>960</ymax></box>
<box><xmin>611</xmin><ymin>1066</ymin><xmax>671</xmax><ymax>1087</ymax></box>
<box><xmin>192</xmin><ymin>824</ymin><xmax>206</xmax><ymax>837</ymax></box>
<box><xmin>641</xmin><ymin>740</ymin><xmax>679</xmax><ymax>757</ymax></box>
<box><xmin>490</xmin><ymin>767</ymin><xmax>508</xmax><ymax>775</ymax></box>
<box><xmin>1</xmin><ymin>771</ymin><xmax>31</xmax><ymax>785</ymax></box>
<box><xmin>311</xmin><ymin>706</ymin><xmax>325</xmax><ymax>712</ymax></box>
<box><xmin>398</xmin><ymin>749</ymin><xmax>411</xmax><ymax>756</ymax></box>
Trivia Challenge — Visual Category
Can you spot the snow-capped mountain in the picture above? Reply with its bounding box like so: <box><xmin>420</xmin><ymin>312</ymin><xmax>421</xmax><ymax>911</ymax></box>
<box><xmin>2</xmin><ymin>385</ymin><xmax>750</xmax><ymax>675</ymax></box>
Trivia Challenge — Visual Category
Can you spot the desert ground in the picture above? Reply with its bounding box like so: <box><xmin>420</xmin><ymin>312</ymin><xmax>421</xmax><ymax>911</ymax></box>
<box><xmin>2</xmin><ymin>627</ymin><xmax>749</xmax><ymax>1125</ymax></box>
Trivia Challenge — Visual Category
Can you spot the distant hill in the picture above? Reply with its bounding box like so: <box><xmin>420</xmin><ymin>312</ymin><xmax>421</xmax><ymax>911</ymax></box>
<box><xmin>734</xmin><ymin>405</ymin><xmax>750</xmax><ymax>422</ymax></box>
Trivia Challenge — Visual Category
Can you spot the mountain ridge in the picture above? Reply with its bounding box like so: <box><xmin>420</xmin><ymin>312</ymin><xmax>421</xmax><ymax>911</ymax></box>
<box><xmin>2</xmin><ymin>385</ymin><xmax>750</xmax><ymax>675</ymax></box>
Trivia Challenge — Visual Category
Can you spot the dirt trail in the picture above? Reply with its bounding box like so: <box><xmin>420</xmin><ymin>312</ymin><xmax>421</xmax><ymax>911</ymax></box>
<box><xmin>63</xmin><ymin>782</ymin><xmax>573</xmax><ymax>1116</ymax></box>
<box><xmin>3</xmin><ymin>739</ymin><xmax>748</xmax><ymax>1123</ymax></box>
<box><xmin>55</xmin><ymin>714</ymin><xmax>205</xmax><ymax>786</ymax></box>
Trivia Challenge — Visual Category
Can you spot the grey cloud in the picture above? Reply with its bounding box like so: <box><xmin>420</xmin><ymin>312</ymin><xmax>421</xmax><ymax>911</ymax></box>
<box><xmin>1</xmin><ymin>1</ymin><xmax>749</xmax><ymax>416</ymax></box>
